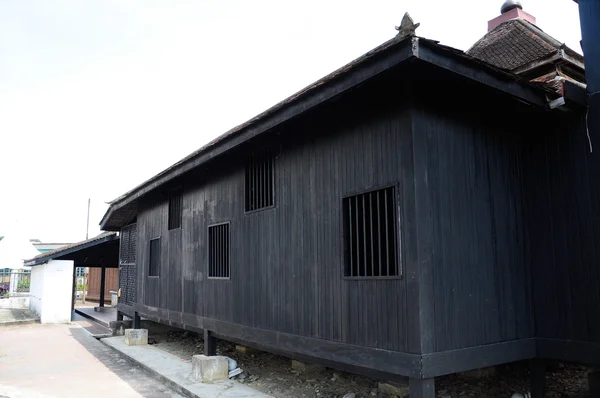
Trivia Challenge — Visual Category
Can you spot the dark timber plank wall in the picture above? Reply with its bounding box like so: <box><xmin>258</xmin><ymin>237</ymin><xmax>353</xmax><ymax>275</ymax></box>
<box><xmin>136</xmin><ymin>76</ymin><xmax>417</xmax><ymax>354</ymax></box>
<box><xmin>130</xmin><ymin>68</ymin><xmax>600</xmax><ymax>374</ymax></box>
<box><xmin>412</xmin><ymin>85</ymin><xmax>535</xmax><ymax>353</ymax></box>
<box><xmin>524</xmin><ymin>110</ymin><xmax>600</xmax><ymax>346</ymax></box>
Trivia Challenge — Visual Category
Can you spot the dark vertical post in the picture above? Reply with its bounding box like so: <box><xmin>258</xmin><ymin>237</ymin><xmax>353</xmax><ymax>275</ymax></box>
<box><xmin>99</xmin><ymin>266</ymin><xmax>106</xmax><ymax>307</ymax></box>
<box><xmin>577</xmin><ymin>0</ymin><xmax>600</xmax><ymax>154</ymax></box>
<box><xmin>117</xmin><ymin>311</ymin><xmax>124</xmax><ymax>321</ymax></box>
<box><xmin>71</xmin><ymin>264</ymin><xmax>77</xmax><ymax>316</ymax></box>
<box><xmin>589</xmin><ymin>368</ymin><xmax>600</xmax><ymax>397</ymax></box>
<box><xmin>409</xmin><ymin>378</ymin><xmax>435</xmax><ymax>398</ymax></box>
<box><xmin>133</xmin><ymin>311</ymin><xmax>141</xmax><ymax>329</ymax></box>
<box><xmin>530</xmin><ymin>359</ymin><xmax>546</xmax><ymax>398</ymax></box>
<box><xmin>204</xmin><ymin>329</ymin><xmax>217</xmax><ymax>356</ymax></box>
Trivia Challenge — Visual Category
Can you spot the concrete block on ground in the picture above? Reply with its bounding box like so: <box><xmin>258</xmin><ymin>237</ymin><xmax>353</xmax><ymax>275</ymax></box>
<box><xmin>291</xmin><ymin>359</ymin><xmax>325</xmax><ymax>373</ymax></box>
<box><xmin>378</xmin><ymin>382</ymin><xmax>410</xmax><ymax>397</ymax></box>
<box><xmin>124</xmin><ymin>328</ymin><xmax>148</xmax><ymax>346</ymax></box>
<box><xmin>459</xmin><ymin>366</ymin><xmax>496</xmax><ymax>379</ymax></box>
<box><xmin>192</xmin><ymin>355</ymin><xmax>229</xmax><ymax>382</ymax></box>
<box><xmin>236</xmin><ymin>345</ymin><xmax>259</xmax><ymax>355</ymax></box>
<box><xmin>109</xmin><ymin>320</ymin><xmax>132</xmax><ymax>336</ymax></box>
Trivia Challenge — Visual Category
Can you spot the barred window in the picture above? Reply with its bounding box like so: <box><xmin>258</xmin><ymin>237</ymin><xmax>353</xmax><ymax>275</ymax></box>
<box><xmin>245</xmin><ymin>152</ymin><xmax>274</xmax><ymax>212</ymax></box>
<box><xmin>208</xmin><ymin>223</ymin><xmax>230</xmax><ymax>278</ymax></box>
<box><xmin>343</xmin><ymin>186</ymin><xmax>399</xmax><ymax>278</ymax></box>
<box><xmin>168</xmin><ymin>192</ymin><xmax>182</xmax><ymax>230</ymax></box>
<box><xmin>149</xmin><ymin>238</ymin><xmax>161</xmax><ymax>277</ymax></box>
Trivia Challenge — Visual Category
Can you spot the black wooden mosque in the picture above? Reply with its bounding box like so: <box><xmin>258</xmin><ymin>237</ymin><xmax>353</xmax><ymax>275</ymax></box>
<box><xmin>99</xmin><ymin>3</ymin><xmax>600</xmax><ymax>396</ymax></box>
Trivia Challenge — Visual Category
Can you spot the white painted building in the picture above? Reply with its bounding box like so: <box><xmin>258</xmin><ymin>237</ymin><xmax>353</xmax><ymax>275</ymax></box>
<box><xmin>29</xmin><ymin>260</ymin><xmax>74</xmax><ymax>323</ymax></box>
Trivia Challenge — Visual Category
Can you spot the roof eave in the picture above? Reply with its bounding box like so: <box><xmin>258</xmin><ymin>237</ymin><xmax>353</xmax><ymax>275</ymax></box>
<box><xmin>23</xmin><ymin>233</ymin><xmax>119</xmax><ymax>266</ymax></box>
<box><xmin>101</xmin><ymin>37</ymin><xmax>419</xmax><ymax>230</ymax></box>
<box><xmin>102</xmin><ymin>36</ymin><xmax>548</xmax><ymax>231</ymax></box>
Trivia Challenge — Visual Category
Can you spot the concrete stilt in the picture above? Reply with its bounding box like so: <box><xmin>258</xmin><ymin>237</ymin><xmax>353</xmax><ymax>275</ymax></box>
<box><xmin>133</xmin><ymin>311</ymin><xmax>141</xmax><ymax>329</ymax></box>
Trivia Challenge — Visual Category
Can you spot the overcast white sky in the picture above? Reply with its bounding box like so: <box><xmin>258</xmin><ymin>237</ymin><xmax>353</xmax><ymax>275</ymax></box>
<box><xmin>0</xmin><ymin>0</ymin><xmax>582</xmax><ymax>243</ymax></box>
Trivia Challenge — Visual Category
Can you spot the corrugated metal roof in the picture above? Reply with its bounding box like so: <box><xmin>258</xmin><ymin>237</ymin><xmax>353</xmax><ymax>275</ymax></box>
<box><xmin>24</xmin><ymin>232</ymin><xmax>118</xmax><ymax>266</ymax></box>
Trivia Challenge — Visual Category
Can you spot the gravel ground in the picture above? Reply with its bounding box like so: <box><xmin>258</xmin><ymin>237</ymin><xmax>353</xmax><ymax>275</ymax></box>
<box><xmin>148</xmin><ymin>328</ymin><xmax>590</xmax><ymax>398</ymax></box>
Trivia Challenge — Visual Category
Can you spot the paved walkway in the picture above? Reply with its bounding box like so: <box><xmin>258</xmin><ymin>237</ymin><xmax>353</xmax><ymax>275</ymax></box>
<box><xmin>74</xmin><ymin>306</ymin><xmax>117</xmax><ymax>327</ymax></box>
<box><xmin>0</xmin><ymin>323</ymin><xmax>184</xmax><ymax>398</ymax></box>
<box><xmin>0</xmin><ymin>309</ymin><xmax>38</xmax><ymax>325</ymax></box>
<box><xmin>103</xmin><ymin>336</ymin><xmax>271</xmax><ymax>397</ymax></box>
<box><xmin>72</xmin><ymin>313</ymin><xmax>112</xmax><ymax>336</ymax></box>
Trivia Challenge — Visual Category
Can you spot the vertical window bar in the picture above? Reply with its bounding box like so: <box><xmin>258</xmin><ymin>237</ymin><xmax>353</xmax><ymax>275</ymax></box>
<box><xmin>354</xmin><ymin>196</ymin><xmax>360</xmax><ymax>276</ymax></box>
<box><xmin>210</xmin><ymin>227</ymin><xmax>214</xmax><ymax>277</ymax></box>
<box><xmin>221</xmin><ymin>225</ymin><xmax>225</xmax><ymax>277</ymax></box>
<box><xmin>261</xmin><ymin>158</ymin><xmax>264</xmax><ymax>209</ymax></box>
<box><xmin>384</xmin><ymin>190</ymin><xmax>390</xmax><ymax>276</ymax></box>
<box><xmin>369</xmin><ymin>192</ymin><xmax>374</xmax><ymax>277</ymax></box>
<box><xmin>362</xmin><ymin>195</ymin><xmax>367</xmax><ymax>277</ymax></box>
<box><xmin>225</xmin><ymin>225</ymin><xmax>229</xmax><ymax>277</ymax></box>
<box><xmin>377</xmin><ymin>190</ymin><xmax>382</xmax><ymax>277</ymax></box>
<box><xmin>254</xmin><ymin>157</ymin><xmax>258</xmax><ymax>209</ymax></box>
<box><xmin>245</xmin><ymin>163</ymin><xmax>249</xmax><ymax>211</ymax></box>
<box><xmin>348</xmin><ymin>198</ymin><xmax>353</xmax><ymax>277</ymax></box>
<box><xmin>268</xmin><ymin>155</ymin><xmax>273</xmax><ymax>206</ymax></box>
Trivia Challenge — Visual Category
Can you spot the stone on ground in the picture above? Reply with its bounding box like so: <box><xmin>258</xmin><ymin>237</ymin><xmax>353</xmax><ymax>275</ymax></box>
<box><xmin>291</xmin><ymin>359</ymin><xmax>324</xmax><ymax>373</ymax></box>
<box><xmin>378</xmin><ymin>382</ymin><xmax>410</xmax><ymax>397</ymax></box>
<box><xmin>192</xmin><ymin>355</ymin><xmax>229</xmax><ymax>382</ymax></box>
<box><xmin>236</xmin><ymin>345</ymin><xmax>259</xmax><ymax>355</ymax></box>
<box><xmin>124</xmin><ymin>328</ymin><xmax>148</xmax><ymax>346</ymax></box>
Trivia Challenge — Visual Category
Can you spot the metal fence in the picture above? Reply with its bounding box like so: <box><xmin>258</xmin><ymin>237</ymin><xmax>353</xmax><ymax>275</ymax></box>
<box><xmin>0</xmin><ymin>269</ymin><xmax>31</xmax><ymax>296</ymax></box>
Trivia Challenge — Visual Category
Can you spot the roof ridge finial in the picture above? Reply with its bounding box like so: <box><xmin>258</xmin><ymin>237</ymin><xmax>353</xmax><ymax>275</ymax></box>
<box><xmin>501</xmin><ymin>0</ymin><xmax>523</xmax><ymax>14</ymax></box>
<box><xmin>395</xmin><ymin>13</ymin><xmax>420</xmax><ymax>39</ymax></box>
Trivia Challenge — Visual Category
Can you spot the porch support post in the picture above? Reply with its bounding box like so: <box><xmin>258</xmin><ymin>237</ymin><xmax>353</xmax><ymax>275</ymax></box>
<box><xmin>530</xmin><ymin>359</ymin><xmax>547</xmax><ymax>398</ymax></box>
<box><xmin>409</xmin><ymin>377</ymin><xmax>435</xmax><ymax>398</ymax></box>
<box><xmin>204</xmin><ymin>330</ymin><xmax>217</xmax><ymax>356</ymax></box>
<box><xmin>117</xmin><ymin>311</ymin><xmax>124</xmax><ymax>321</ymax></box>
<box><xmin>99</xmin><ymin>266</ymin><xmax>106</xmax><ymax>307</ymax></box>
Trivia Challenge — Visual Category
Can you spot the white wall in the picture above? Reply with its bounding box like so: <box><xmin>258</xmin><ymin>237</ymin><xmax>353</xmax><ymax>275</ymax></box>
<box><xmin>29</xmin><ymin>260</ymin><xmax>73</xmax><ymax>323</ymax></box>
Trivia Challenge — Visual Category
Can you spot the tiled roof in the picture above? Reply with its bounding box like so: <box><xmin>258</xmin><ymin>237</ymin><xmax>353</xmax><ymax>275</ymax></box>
<box><xmin>467</xmin><ymin>19</ymin><xmax>564</xmax><ymax>71</ymax></box>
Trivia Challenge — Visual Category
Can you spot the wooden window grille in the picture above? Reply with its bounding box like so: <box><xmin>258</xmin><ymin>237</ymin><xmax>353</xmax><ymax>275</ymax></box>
<box><xmin>168</xmin><ymin>192</ymin><xmax>182</xmax><ymax>230</ymax></box>
<box><xmin>120</xmin><ymin>223</ymin><xmax>137</xmax><ymax>264</ymax></box>
<box><xmin>149</xmin><ymin>238</ymin><xmax>161</xmax><ymax>277</ymax></box>
<box><xmin>343</xmin><ymin>186</ymin><xmax>399</xmax><ymax>278</ymax></box>
<box><xmin>245</xmin><ymin>152</ymin><xmax>274</xmax><ymax>212</ymax></box>
<box><xmin>208</xmin><ymin>223</ymin><xmax>230</xmax><ymax>278</ymax></box>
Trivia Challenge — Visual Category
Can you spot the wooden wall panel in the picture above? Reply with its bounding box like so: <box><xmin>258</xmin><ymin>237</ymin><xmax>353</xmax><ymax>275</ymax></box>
<box><xmin>87</xmin><ymin>267</ymin><xmax>118</xmax><ymax>303</ymax></box>
<box><xmin>412</xmin><ymin>89</ymin><xmax>534</xmax><ymax>353</ymax></box>
<box><xmin>136</xmin><ymin>76</ymin><xmax>415</xmax><ymax>353</ymax></box>
<box><xmin>524</xmin><ymin>111</ymin><xmax>600</xmax><ymax>344</ymax></box>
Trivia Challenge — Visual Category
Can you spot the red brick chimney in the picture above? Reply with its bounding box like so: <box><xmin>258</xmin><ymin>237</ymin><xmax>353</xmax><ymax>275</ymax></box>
<box><xmin>488</xmin><ymin>0</ymin><xmax>536</xmax><ymax>31</ymax></box>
